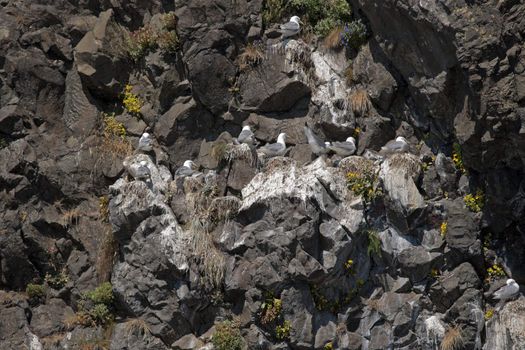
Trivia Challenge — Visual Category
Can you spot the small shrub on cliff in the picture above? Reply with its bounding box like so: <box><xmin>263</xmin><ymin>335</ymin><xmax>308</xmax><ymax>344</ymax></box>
<box><xmin>484</xmin><ymin>309</ymin><xmax>494</xmax><ymax>320</ymax></box>
<box><xmin>100</xmin><ymin>113</ymin><xmax>132</xmax><ymax>159</ymax></box>
<box><xmin>212</xmin><ymin>320</ymin><xmax>244</xmax><ymax>350</ymax></box>
<box><xmin>452</xmin><ymin>143</ymin><xmax>466</xmax><ymax>174</ymax></box>
<box><xmin>45</xmin><ymin>270</ymin><xmax>69</xmax><ymax>289</ymax></box>
<box><xmin>26</xmin><ymin>283</ymin><xmax>46</xmax><ymax>299</ymax></box>
<box><xmin>324</xmin><ymin>342</ymin><xmax>334</xmax><ymax>350</ymax></box>
<box><xmin>260</xmin><ymin>295</ymin><xmax>282</xmax><ymax>325</ymax></box>
<box><xmin>487</xmin><ymin>264</ymin><xmax>505</xmax><ymax>280</ymax></box>
<box><xmin>77</xmin><ymin>282</ymin><xmax>115</xmax><ymax>326</ymax></box>
<box><xmin>126</xmin><ymin>26</ymin><xmax>157</xmax><ymax>61</ymax></box>
<box><xmin>440</xmin><ymin>221</ymin><xmax>448</xmax><ymax>238</ymax></box>
<box><xmin>122</xmin><ymin>85</ymin><xmax>142</xmax><ymax>115</ymax></box>
<box><xmin>158</xmin><ymin>31</ymin><xmax>180</xmax><ymax>54</ymax></box>
<box><xmin>275</xmin><ymin>320</ymin><xmax>291</xmax><ymax>340</ymax></box>
<box><xmin>263</xmin><ymin>0</ymin><xmax>287</xmax><ymax>25</ymax></box>
<box><xmin>346</xmin><ymin>170</ymin><xmax>381</xmax><ymax>202</ymax></box>
<box><xmin>464</xmin><ymin>190</ymin><xmax>484</xmax><ymax>212</ymax></box>
<box><xmin>290</xmin><ymin>0</ymin><xmax>352</xmax><ymax>36</ymax></box>
<box><xmin>340</xmin><ymin>20</ymin><xmax>368</xmax><ymax>49</ymax></box>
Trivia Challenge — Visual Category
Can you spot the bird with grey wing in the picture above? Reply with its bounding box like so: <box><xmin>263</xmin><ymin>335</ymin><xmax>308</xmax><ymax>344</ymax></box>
<box><xmin>327</xmin><ymin>137</ymin><xmax>357</xmax><ymax>157</ymax></box>
<box><xmin>281</xmin><ymin>16</ymin><xmax>302</xmax><ymax>38</ymax></box>
<box><xmin>234</xmin><ymin>125</ymin><xmax>256</xmax><ymax>146</ymax></box>
<box><xmin>259</xmin><ymin>133</ymin><xmax>287</xmax><ymax>158</ymax></box>
<box><xmin>493</xmin><ymin>279</ymin><xmax>520</xmax><ymax>302</ymax></box>
<box><xmin>175</xmin><ymin>160</ymin><xmax>197</xmax><ymax>177</ymax></box>
<box><xmin>137</xmin><ymin>132</ymin><xmax>153</xmax><ymax>152</ymax></box>
<box><xmin>380</xmin><ymin>136</ymin><xmax>410</xmax><ymax>155</ymax></box>
<box><xmin>304</xmin><ymin>124</ymin><xmax>329</xmax><ymax>156</ymax></box>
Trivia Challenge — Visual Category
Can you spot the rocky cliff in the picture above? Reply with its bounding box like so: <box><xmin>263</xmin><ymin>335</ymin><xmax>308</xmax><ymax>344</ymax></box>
<box><xmin>1</xmin><ymin>0</ymin><xmax>525</xmax><ymax>349</ymax></box>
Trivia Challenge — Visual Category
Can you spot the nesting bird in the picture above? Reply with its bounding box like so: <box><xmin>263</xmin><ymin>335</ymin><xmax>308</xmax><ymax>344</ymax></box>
<box><xmin>493</xmin><ymin>279</ymin><xmax>520</xmax><ymax>301</ymax></box>
<box><xmin>327</xmin><ymin>137</ymin><xmax>357</xmax><ymax>157</ymax></box>
<box><xmin>138</xmin><ymin>132</ymin><xmax>153</xmax><ymax>152</ymax></box>
<box><xmin>280</xmin><ymin>16</ymin><xmax>301</xmax><ymax>38</ymax></box>
<box><xmin>304</xmin><ymin>125</ymin><xmax>329</xmax><ymax>156</ymax></box>
<box><xmin>381</xmin><ymin>136</ymin><xmax>410</xmax><ymax>154</ymax></box>
<box><xmin>175</xmin><ymin>160</ymin><xmax>197</xmax><ymax>177</ymax></box>
<box><xmin>236</xmin><ymin>125</ymin><xmax>256</xmax><ymax>146</ymax></box>
<box><xmin>259</xmin><ymin>133</ymin><xmax>287</xmax><ymax>157</ymax></box>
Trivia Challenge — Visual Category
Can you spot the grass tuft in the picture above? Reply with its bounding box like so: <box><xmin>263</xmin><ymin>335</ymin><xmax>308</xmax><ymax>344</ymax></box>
<box><xmin>239</xmin><ymin>42</ymin><xmax>265</xmax><ymax>70</ymax></box>
<box><xmin>348</xmin><ymin>88</ymin><xmax>371</xmax><ymax>116</ymax></box>
<box><xmin>324</xmin><ymin>26</ymin><xmax>343</xmax><ymax>49</ymax></box>
<box><xmin>441</xmin><ymin>325</ymin><xmax>464</xmax><ymax>350</ymax></box>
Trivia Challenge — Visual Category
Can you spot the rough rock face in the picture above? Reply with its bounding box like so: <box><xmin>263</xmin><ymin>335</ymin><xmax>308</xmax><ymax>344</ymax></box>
<box><xmin>1</xmin><ymin>0</ymin><xmax>525</xmax><ymax>349</ymax></box>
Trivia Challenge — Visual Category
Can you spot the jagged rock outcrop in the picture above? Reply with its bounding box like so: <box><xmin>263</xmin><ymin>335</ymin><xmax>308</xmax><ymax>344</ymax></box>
<box><xmin>1</xmin><ymin>0</ymin><xmax>525</xmax><ymax>349</ymax></box>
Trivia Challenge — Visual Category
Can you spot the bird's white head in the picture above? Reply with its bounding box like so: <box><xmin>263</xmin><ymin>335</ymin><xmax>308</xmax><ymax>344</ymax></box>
<box><xmin>507</xmin><ymin>279</ymin><xmax>516</xmax><ymax>285</ymax></box>
<box><xmin>242</xmin><ymin>125</ymin><xmax>251</xmax><ymax>131</ymax></box>
<box><xmin>277</xmin><ymin>133</ymin><xmax>287</xmax><ymax>145</ymax></box>
<box><xmin>142</xmin><ymin>132</ymin><xmax>150</xmax><ymax>138</ymax></box>
<box><xmin>325</xmin><ymin>141</ymin><xmax>331</xmax><ymax>147</ymax></box>
<box><xmin>140</xmin><ymin>161</ymin><xmax>148</xmax><ymax>166</ymax></box>
<box><xmin>396</xmin><ymin>136</ymin><xmax>408</xmax><ymax>144</ymax></box>
<box><xmin>183</xmin><ymin>160</ymin><xmax>195</xmax><ymax>169</ymax></box>
<box><xmin>290</xmin><ymin>16</ymin><xmax>301</xmax><ymax>24</ymax></box>
<box><xmin>346</xmin><ymin>136</ymin><xmax>356</xmax><ymax>144</ymax></box>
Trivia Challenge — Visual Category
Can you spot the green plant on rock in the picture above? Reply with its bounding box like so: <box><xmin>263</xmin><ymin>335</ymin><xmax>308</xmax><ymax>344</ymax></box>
<box><xmin>290</xmin><ymin>0</ymin><xmax>352</xmax><ymax>36</ymax></box>
<box><xmin>126</xmin><ymin>26</ymin><xmax>157</xmax><ymax>61</ymax></box>
<box><xmin>260</xmin><ymin>294</ymin><xmax>282</xmax><ymax>325</ymax></box>
<box><xmin>487</xmin><ymin>264</ymin><xmax>505</xmax><ymax>280</ymax></box>
<box><xmin>85</xmin><ymin>282</ymin><xmax>114</xmax><ymax>306</ymax></box>
<box><xmin>275</xmin><ymin>320</ymin><xmax>291</xmax><ymax>340</ymax></box>
<box><xmin>263</xmin><ymin>0</ymin><xmax>287</xmax><ymax>25</ymax></box>
<box><xmin>122</xmin><ymin>85</ymin><xmax>142</xmax><ymax>115</ymax></box>
<box><xmin>464</xmin><ymin>190</ymin><xmax>484</xmax><ymax>213</ymax></box>
<box><xmin>212</xmin><ymin>320</ymin><xmax>244</xmax><ymax>350</ymax></box>
<box><xmin>346</xmin><ymin>170</ymin><xmax>381</xmax><ymax>202</ymax></box>
<box><xmin>158</xmin><ymin>31</ymin><xmax>180</xmax><ymax>54</ymax></box>
<box><xmin>76</xmin><ymin>282</ymin><xmax>115</xmax><ymax>326</ymax></box>
<box><xmin>26</xmin><ymin>283</ymin><xmax>46</xmax><ymax>299</ymax></box>
<box><xmin>366</xmin><ymin>230</ymin><xmax>381</xmax><ymax>257</ymax></box>
<box><xmin>45</xmin><ymin>270</ymin><xmax>69</xmax><ymax>289</ymax></box>
<box><xmin>440</xmin><ymin>221</ymin><xmax>448</xmax><ymax>238</ymax></box>
<box><xmin>324</xmin><ymin>341</ymin><xmax>334</xmax><ymax>350</ymax></box>
<box><xmin>484</xmin><ymin>309</ymin><xmax>494</xmax><ymax>320</ymax></box>
<box><xmin>344</xmin><ymin>259</ymin><xmax>355</xmax><ymax>275</ymax></box>
<box><xmin>452</xmin><ymin>143</ymin><xmax>466</xmax><ymax>174</ymax></box>
<box><xmin>340</xmin><ymin>19</ymin><xmax>368</xmax><ymax>49</ymax></box>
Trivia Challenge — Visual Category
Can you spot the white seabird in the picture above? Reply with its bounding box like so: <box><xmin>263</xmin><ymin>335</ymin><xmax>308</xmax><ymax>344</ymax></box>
<box><xmin>175</xmin><ymin>160</ymin><xmax>196</xmax><ymax>177</ymax></box>
<box><xmin>304</xmin><ymin>125</ymin><xmax>328</xmax><ymax>156</ymax></box>
<box><xmin>493</xmin><ymin>279</ymin><xmax>520</xmax><ymax>301</ymax></box>
<box><xmin>381</xmin><ymin>136</ymin><xmax>410</xmax><ymax>154</ymax></box>
<box><xmin>328</xmin><ymin>137</ymin><xmax>357</xmax><ymax>157</ymax></box>
<box><xmin>236</xmin><ymin>125</ymin><xmax>256</xmax><ymax>146</ymax></box>
<box><xmin>138</xmin><ymin>132</ymin><xmax>153</xmax><ymax>152</ymax></box>
<box><xmin>280</xmin><ymin>16</ymin><xmax>301</xmax><ymax>38</ymax></box>
<box><xmin>259</xmin><ymin>133</ymin><xmax>287</xmax><ymax>157</ymax></box>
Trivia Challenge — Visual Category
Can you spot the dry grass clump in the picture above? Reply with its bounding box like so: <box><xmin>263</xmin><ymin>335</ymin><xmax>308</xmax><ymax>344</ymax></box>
<box><xmin>124</xmin><ymin>318</ymin><xmax>151</xmax><ymax>338</ymax></box>
<box><xmin>239</xmin><ymin>42</ymin><xmax>265</xmax><ymax>70</ymax></box>
<box><xmin>209</xmin><ymin>196</ymin><xmax>241</xmax><ymax>223</ymax></box>
<box><xmin>324</xmin><ymin>26</ymin><xmax>343</xmax><ymax>49</ymax></box>
<box><xmin>96</xmin><ymin>226</ymin><xmax>118</xmax><ymax>283</ymax></box>
<box><xmin>62</xmin><ymin>208</ymin><xmax>80</xmax><ymax>227</ymax></box>
<box><xmin>440</xmin><ymin>325</ymin><xmax>464</xmax><ymax>350</ymax></box>
<box><xmin>188</xmin><ymin>217</ymin><xmax>225</xmax><ymax>289</ymax></box>
<box><xmin>349</xmin><ymin>88</ymin><xmax>371</xmax><ymax>116</ymax></box>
